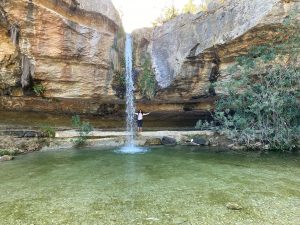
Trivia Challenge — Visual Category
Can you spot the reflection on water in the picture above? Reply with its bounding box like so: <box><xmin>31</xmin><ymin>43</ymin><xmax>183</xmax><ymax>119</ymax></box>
<box><xmin>0</xmin><ymin>146</ymin><xmax>299</xmax><ymax>224</ymax></box>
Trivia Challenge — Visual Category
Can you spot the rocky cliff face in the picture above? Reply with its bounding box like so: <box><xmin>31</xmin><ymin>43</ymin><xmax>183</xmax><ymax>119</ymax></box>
<box><xmin>133</xmin><ymin>0</ymin><xmax>299</xmax><ymax>105</ymax></box>
<box><xmin>1</xmin><ymin>0</ymin><xmax>299</xmax><ymax>116</ymax></box>
<box><xmin>0</xmin><ymin>0</ymin><xmax>124</xmax><ymax>101</ymax></box>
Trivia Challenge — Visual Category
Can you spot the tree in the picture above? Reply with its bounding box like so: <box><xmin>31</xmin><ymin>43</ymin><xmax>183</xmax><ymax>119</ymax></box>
<box><xmin>153</xmin><ymin>5</ymin><xmax>179</xmax><ymax>26</ymax></box>
<box><xmin>198</xmin><ymin>0</ymin><xmax>208</xmax><ymax>12</ymax></box>
<box><xmin>183</xmin><ymin>0</ymin><xmax>197</xmax><ymax>14</ymax></box>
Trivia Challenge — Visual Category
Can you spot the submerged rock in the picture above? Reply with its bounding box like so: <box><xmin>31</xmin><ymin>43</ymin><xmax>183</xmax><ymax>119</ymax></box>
<box><xmin>145</xmin><ymin>217</ymin><xmax>160</xmax><ymax>222</ymax></box>
<box><xmin>226</xmin><ymin>202</ymin><xmax>243</xmax><ymax>210</ymax></box>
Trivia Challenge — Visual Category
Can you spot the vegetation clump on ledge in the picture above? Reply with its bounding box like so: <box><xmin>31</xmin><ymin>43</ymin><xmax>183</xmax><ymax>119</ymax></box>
<box><xmin>71</xmin><ymin>115</ymin><xmax>93</xmax><ymax>147</ymax></box>
<box><xmin>196</xmin><ymin>14</ymin><xmax>300</xmax><ymax>152</ymax></box>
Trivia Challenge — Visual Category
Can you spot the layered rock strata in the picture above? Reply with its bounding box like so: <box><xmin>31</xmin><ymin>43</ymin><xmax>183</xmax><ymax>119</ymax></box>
<box><xmin>133</xmin><ymin>0</ymin><xmax>299</xmax><ymax>104</ymax></box>
<box><xmin>0</xmin><ymin>0</ymin><xmax>124</xmax><ymax>100</ymax></box>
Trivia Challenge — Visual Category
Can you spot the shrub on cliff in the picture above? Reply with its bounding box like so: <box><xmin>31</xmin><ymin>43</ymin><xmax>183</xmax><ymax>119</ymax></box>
<box><xmin>182</xmin><ymin>0</ymin><xmax>197</xmax><ymax>14</ymax></box>
<box><xmin>139</xmin><ymin>58</ymin><xmax>156</xmax><ymax>99</ymax></box>
<box><xmin>197</xmin><ymin>14</ymin><xmax>300</xmax><ymax>151</ymax></box>
<box><xmin>152</xmin><ymin>5</ymin><xmax>179</xmax><ymax>26</ymax></box>
<box><xmin>215</xmin><ymin>63</ymin><xmax>299</xmax><ymax>151</ymax></box>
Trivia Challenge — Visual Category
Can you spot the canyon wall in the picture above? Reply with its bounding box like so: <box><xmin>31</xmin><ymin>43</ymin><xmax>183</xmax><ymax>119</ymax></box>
<box><xmin>133</xmin><ymin>0</ymin><xmax>299</xmax><ymax>108</ymax></box>
<box><xmin>0</xmin><ymin>0</ymin><xmax>299</xmax><ymax>116</ymax></box>
<box><xmin>0</xmin><ymin>0</ymin><xmax>124</xmax><ymax>114</ymax></box>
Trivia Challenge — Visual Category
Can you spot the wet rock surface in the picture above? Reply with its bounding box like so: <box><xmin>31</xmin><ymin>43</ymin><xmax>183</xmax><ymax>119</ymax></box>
<box><xmin>144</xmin><ymin>138</ymin><xmax>162</xmax><ymax>146</ymax></box>
<box><xmin>192</xmin><ymin>137</ymin><xmax>209</xmax><ymax>146</ymax></box>
<box><xmin>162</xmin><ymin>136</ymin><xmax>177</xmax><ymax>145</ymax></box>
<box><xmin>0</xmin><ymin>135</ymin><xmax>48</xmax><ymax>154</ymax></box>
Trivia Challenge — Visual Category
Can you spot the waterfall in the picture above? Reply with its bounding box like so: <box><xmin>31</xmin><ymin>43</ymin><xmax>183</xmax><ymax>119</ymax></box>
<box><xmin>119</xmin><ymin>34</ymin><xmax>147</xmax><ymax>154</ymax></box>
<box><xmin>21</xmin><ymin>55</ymin><xmax>33</xmax><ymax>89</ymax></box>
<box><xmin>9</xmin><ymin>25</ymin><xmax>19</xmax><ymax>46</ymax></box>
<box><xmin>124</xmin><ymin>33</ymin><xmax>135</xmax><ymax>146</ymax></box>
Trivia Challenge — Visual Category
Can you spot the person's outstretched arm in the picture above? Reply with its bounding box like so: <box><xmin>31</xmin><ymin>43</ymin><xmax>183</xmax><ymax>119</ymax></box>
<box><xmin>143</xmin><ymin>112</ymin><xmax>151</xmax><ymax>116</ymax></box>
<box><xmin>134</xmin><ymin>112</ymin><xmax>138</xmax><ymax>115</ymax></box>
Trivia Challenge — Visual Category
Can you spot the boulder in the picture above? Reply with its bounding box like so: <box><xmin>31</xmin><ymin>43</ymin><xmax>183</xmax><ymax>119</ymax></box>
<box><xmin>0</xmin><ymin>155</ymin><xmax>14</xmax><ymax>162</ymax></box>
<box><xmin>192</xmin><ymin>137</ymin><xmax>209</xmax><ymax>146</ymax></box>
<box><xmin>144</xmin><ymin>138</ymin><xmax>162</xmax><ymax>146</ymax></box>
<box><xmin>162</xmin><ymin>136</ymin><xmax>177</xmax><ymax>145</ymax></box>
<box><xmin>24</xmin><ymin>131</ymin><xmax>40</xmax><ymax>138</ymax></box>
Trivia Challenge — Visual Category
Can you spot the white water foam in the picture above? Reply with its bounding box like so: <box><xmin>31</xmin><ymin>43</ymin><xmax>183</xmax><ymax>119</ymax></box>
<box><xmin>118</xmin><ymin>146</ymin><xmax>148</xmax><ymax>154</ymax></box>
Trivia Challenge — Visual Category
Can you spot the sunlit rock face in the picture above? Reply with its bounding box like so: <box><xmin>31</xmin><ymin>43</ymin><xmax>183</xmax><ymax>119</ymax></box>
<box><xmin>0</xmin><ymin>0</ymin><xmax>124</xmax><ymax>99</ymax></box>
<box><xmin>133</xmin><ymin>0</ymin><xmax>299</xmax><ymax>102</ymax></box>
<box><xmin>0</xmin><ymin>8</ymin><xmax>21</xmax><ymax>95</ymax></box>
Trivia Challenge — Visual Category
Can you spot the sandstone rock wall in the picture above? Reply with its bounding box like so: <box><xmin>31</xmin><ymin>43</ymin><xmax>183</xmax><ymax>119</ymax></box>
<box><xmin>0</xmin><ymin>0</ymin><xmax>124</xmax><ymax>99</ymax></box>
<box><xmin>133</xmin><ymin>0</ymin><xmax>299</xmax><ymax>103</ymax></box>
<box><xmin>1</xmin><ymin>0</ymin><xmax>299</xmax><ymax>116</ymax></box>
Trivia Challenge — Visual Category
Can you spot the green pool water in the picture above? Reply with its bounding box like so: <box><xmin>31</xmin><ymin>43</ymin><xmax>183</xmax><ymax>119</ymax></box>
<box><xmin>0</xmin><ymin>147</ymin><xmax>299</xmax><ymax>225</ymax></box>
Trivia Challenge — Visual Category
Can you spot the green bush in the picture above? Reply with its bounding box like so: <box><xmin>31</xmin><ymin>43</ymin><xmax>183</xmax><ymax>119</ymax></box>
<box><xmin>33</xmin><ymin>84</ymin><xmax>46</xmax><ymax>96</ymax></box>
<box><xmin>41</xmin><ymin>125</ymin><xmax>55</xmax><ymax>138</ymax></box>
<box><xmin>195</xmin><ymin>120</ymin><xmax>215</xmax><ymax>130</ymax></box>
<box><xmin>139</xmin><ymin>58</ymin><xmax>156</xmax><ymax>99</ymax></box>
<box><xmin>182</xmin><ymin>0</ymin><xmax>197</xmax><ymax>14</ymax></box>
<box><xmin>196</xmin><ymin>13</ymin><xmax>300</xmax><ymax>151</ymax></box>
<box><xmin>112</xmin><ymin>70</ymin><xmax>126</xmax><ymax>99</ymax></box>
<box><xmin>152</xmin><ymin>5</ymin><xmax>179</xmax><ymax>26</ymax></box>
<box><xmin>0</xmin><ymin>149</ymin><xmax>18</xmax><ymax>156</ymax></box>
<box><xmin>215</xmin><ymin>32</ymin><xmax>299</xmax><ymax>150</ymax></box>
<box><xmin>71</xmin><ymin>115</ymin><xmax>93</xmax><ymax>146</ymax></box>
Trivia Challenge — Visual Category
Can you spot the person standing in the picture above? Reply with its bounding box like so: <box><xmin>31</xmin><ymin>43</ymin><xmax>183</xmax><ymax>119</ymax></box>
<box><xmin>135</xmin><ymin>109</ymin><xmax>150</xmax><ymax>132</ymax></box>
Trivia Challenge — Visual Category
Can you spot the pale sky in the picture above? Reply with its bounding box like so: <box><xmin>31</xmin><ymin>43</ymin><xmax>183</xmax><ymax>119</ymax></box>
<box><xmin>111</xmin><ymin>0</ymin><xmax>204</xmax><ymax>32</ymax></box>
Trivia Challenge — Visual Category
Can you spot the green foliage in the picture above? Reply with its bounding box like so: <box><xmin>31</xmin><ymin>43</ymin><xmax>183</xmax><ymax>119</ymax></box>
<box><xmin>71</xmin><ymin>115</ymin><xmax>93</xmax><ymax>146</ymax></box>
<box><xmin>71</xmin><ymin>115</ymin><xmax>81</xmax><ymax>127</ymax></box>
<box><xmin>196</xmin><ymin>13</ymin><xmax>300</xmax><ymax>151</ymax></box>
<box><xmin>215</xmin><ymin>43</ymin><xmax>299</xmax><ymax>150</ymax></box>
<box><xmin>152</xmin><ymin>5</ymin><xmax>179</xmax><ymax>26</ymax></box>
<box><xmin>112</xmin><ymin>70</ymin><xmax>126</xmax><ymax>99</ymax></box>
<box><xmin>0</xmin><ymin>149</ymin><xmax>18</xmax><ymax>156</ymax></box>
<box><xmin>33</xmin><ymin>84</ymin><xmax>46</xmax><ymax>96</ymax></box>
<box><xmin>197</xmin><ymin>0</ymin><xmax>225</xmax><ymax>12</ymax></box>
<box><xmin>139</xmin><ymin>58</ymin><xmax>156</xmax><ymax>99</ymax></box>
<box><xmin>152</xmin><ymin>0</ymin><xmax>226</xmax><ymax>26</ymax></box>
<box><xmin>198</xmin><ymin>1</ymin><xmax>208</xmax><ymax>12</ymax></box>
<box><xmin>183</xmin><ymin>0</ymin><xmax>197</xmax><ymax>14</ymax></box>
<box><xmin>195</xmin><ymin>120</ymin><xmax>215</xmax><ymax>130</ymax></box>
<box><xmin>41</xmin><ymin>125</ymin><xmax>55</xmax><ymax>138</ymax></box>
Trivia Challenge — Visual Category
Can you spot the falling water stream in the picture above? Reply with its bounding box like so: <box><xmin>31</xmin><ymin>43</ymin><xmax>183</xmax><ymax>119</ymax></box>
<box><xmin>9</xmin><ymin>24</ymin><xmax>18</xmax><ymax>46</ymax></box>
<box><xmin>124</xmin><ymin>33</ymin><xmax>135</xmax><ymax>146</ymax></box>
<box><xmin>120</xmin><ymin>34</ymin><xmax>146</xmax><ymax>153</ymax></box>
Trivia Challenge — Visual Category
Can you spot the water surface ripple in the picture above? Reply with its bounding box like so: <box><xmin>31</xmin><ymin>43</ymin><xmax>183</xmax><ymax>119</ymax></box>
<box><xmin>0</xmin><ymin>147</ymin><xmax>299</xmax><ymax>224</ymax></box>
